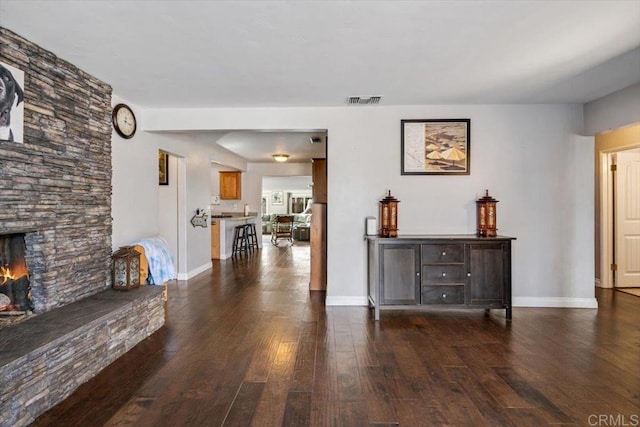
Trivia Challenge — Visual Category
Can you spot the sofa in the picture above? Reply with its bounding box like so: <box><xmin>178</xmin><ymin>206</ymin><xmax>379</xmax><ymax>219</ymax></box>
<box><xmin>261</xmin><ymin>213</ymin><xmax>311</xmax><ymax>241</ymax></box>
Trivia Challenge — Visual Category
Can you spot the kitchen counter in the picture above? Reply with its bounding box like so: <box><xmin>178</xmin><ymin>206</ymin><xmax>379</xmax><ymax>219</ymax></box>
<box><xmin>211</xmin><ymin>215</ymin><xmax>261</xmax><ymax>259</ymax></box>
<box><xmin>211</xmin><ymin>215</ymin><xmax>257</xmax><ymax>221</ymax></box>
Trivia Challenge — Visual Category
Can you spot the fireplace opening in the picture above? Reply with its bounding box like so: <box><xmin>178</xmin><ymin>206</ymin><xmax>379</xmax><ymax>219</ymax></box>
<box><xmin>0</xmin><ymin>233</ymin><xmax>34</xmax><ymax>317</ymax></box>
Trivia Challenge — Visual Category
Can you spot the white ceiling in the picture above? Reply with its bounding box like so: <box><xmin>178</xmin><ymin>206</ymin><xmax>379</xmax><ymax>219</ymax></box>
<box><xmin>2</xmin><ymin>1</ymin><xmax>639</xmax><ymax>165</ymax></box>
<box><xmin>2</xmin><ymin>0</ymin><xmax>639</xmax><ymax>109</ymax></box>
<box><xmin>215</xmin><ymin>131</ymin><xmax>326</xmax><ymax>163</ymax></box>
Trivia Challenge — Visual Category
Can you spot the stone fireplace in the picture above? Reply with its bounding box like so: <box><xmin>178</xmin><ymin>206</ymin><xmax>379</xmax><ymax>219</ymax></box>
<box><xmin>0</xmin><ymin>25</ymin><xmax>113</xmax><ymax>312</ymax></box>
<box><xmin>0</xmin><ymin>28</ymin><xmax>165</xmax><ymax>426</ymax></box>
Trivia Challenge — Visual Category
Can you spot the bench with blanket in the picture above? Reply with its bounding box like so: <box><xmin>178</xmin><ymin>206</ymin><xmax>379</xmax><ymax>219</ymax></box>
<box><xmin>131</xmin><ymin>236</ymin><xmax>176</xmax><ymax>301</ymax></box>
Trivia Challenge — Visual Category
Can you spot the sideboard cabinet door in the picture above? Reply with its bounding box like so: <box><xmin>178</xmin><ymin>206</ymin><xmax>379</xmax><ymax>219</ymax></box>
<box><xmin>380</xmin><ymin>244</ymin><xmax>420</xmax><ymax>305</ymax></box>
<box><xmin>467</xmin><ymin>243</ymin><xmax>506</xmax><ymax>307</ymax></box>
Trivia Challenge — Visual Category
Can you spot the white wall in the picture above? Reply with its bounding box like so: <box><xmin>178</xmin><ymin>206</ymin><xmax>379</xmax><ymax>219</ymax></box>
<box><xmin>111</xmin><ymin>95</ymin><xmax>159</xmax><ymax>250</ymax></box>
<box><xmin>584</xmin><ymin>83</ymin><xmax>640</xmax><ymax>135</ymax></box>
<box><xmin>158</xmin><ymin>154</ymin><xmax>179</xmax><ymax>265</ymax></box>
<box><xmin>140</xmin><ymin>104</ymin><xmax>595</xmax><ymax>307</ymax></box>
<box><xmin>111</xmin><ymin>94</ymin><xmax>248</xmax><ymax>278</ymax></box>
<box><xmin>262</xmin><ymin>176</ymin><xmax>312</xmax><ymax>191</ymax></box>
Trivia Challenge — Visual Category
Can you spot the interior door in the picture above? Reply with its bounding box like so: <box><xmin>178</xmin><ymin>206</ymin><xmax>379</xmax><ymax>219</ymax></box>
<box><xmin>615</xmin><ymin>148</ymin><xmax>640</xmax><ymax>287</ymax></box>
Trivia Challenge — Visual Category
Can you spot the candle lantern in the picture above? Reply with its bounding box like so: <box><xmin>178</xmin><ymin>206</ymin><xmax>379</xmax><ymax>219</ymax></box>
<box><xmin>476</xmin><ymin>190</ymin><xmax>499</xmax><ymax>237</ymax></box>
<box><xmin>379</xmin><ymin>190</ymin><xmax>400</xmax><ymax>237</ymax></box>
<box><xmin>111</xmin><ymin>246</ymin><xmax>141</xmax><ymax>291</ymax></box>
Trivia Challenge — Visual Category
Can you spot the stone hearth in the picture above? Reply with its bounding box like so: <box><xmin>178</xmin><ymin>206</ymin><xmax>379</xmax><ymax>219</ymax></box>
<box><xmin>0</xmin><ymin>287</ymin><xmax>165</xmax><ymax>426</ymax></box>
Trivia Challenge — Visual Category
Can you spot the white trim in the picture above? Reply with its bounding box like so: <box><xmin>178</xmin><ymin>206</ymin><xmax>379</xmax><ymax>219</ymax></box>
<box><xmin>513</xmin><ymin>297</ymin><xmax>598</xmax><ymax>309</ymax></box>
<box><xmin>176</xmin><ymin>156</ymin><xmax>188</xmax><ymax>277</ymax></box>
<box><xmin>177</xmin><ymin>262</ymin><xmax>211</xmax><ymax>281</ymax></box>
<box><xmin>599</xmin><ymin>152</ymin><xmax>614</xmax><ymax>288</ymax></box>
<box><xmin>325</xmin><ymin>296</ymin><xmax>369</xmax><ymax>306</ymax></box>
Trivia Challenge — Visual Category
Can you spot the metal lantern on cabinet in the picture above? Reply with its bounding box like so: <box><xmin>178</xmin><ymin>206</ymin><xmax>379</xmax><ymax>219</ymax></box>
<box><xmin>476</xmin><ymin>189</ymin><xmax>499</xmax><ymax>237</ymax></box>
<box><xmin>111</xmin><ymin>246</ymin><xmax>141</xmax><ymax>291</ymax></box>
<box><xmin>379</xmin><ymin>190</ymin><xmax>400</xmax><ymax>237</ymax></box>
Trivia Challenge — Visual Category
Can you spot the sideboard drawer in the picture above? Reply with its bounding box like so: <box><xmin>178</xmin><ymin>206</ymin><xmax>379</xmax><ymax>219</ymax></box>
<box><xmin>421</xmin><ymin>265</ymin><xmax>466</xmax><ymax>284</ymax></box>
<box><xmin>421</xmin><ymin>244</ymin><xmax>464</xmax><ymax>264</ymax></box>
<box><xmin>422</xmin><ymin>285</ymin><xmax>465</xmax><ymax>305</ymax></box>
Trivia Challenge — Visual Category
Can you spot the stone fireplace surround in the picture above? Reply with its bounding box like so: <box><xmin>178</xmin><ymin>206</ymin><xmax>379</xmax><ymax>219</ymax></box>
<box><xmin>0</xmin><ymin>28</ymin><xmax>165</xmax><ymax>425</ymax></box>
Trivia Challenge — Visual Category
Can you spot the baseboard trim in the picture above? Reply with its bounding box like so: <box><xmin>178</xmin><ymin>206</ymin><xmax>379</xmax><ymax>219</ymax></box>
<box><xmin>326</xmin><ymin>296</ymin><xmax>599</xmax><ymax>308</ymax></box>
<box><xmin>177</xmin><ymin>262</ymin><xmax>211</xmax><ymax>281</ymax></box>
<box><xmin>513</xmin><ymin>297</ymin><xmax>598</xmax><ymax>309</ymax></box>
<box><xmin>325</xmin><ymin>296</ymin><xmax>369</xmax><ymax>306</ymax></box>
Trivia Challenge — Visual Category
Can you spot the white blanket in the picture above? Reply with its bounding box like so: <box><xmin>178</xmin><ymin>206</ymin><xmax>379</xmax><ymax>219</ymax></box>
<box><xmin>132</xmin><ymin>236</ymin><xmax>176</xmax><ymax>285</ymax></box>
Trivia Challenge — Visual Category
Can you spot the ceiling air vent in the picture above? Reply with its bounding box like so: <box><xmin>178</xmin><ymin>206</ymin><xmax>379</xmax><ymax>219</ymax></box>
<box><xmin>347</xmin><ymin>96</ymin><xmax>382</xmax><ymax>105</ymax></box>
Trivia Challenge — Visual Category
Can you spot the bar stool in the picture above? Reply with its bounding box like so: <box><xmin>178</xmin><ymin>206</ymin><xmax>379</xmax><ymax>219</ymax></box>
<box><xmin>245</xmin><ymin>223</ymin><xmax>259</xmax><ymax>251</ymax></box>
<box><xmin>232</xmin><ymin>224</ymin><xmax>248</xmax><ymax>255</ymax></box>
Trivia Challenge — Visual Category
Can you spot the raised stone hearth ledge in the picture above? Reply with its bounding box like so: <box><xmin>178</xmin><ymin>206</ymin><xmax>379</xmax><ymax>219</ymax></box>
<box><xmin>0</xmin><ymin>287</ymin><xmax>165</xmax><ymax>427</ymax></box>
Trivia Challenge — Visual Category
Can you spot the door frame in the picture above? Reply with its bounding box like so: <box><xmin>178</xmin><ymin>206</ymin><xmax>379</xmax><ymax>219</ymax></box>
<box><xmin>158</xmin><ymin>150</ymin><xmax>187</xmax><ymax>279</ymax></box>
<box><xmin>598</xmin><ymin>144</ymin><xmax>640</xmax><ymax>288</ymax></box>
<box><xmin>598</xmin><ymin>151</ymin><xmax>615</xmax><ymax>288</ymax></box>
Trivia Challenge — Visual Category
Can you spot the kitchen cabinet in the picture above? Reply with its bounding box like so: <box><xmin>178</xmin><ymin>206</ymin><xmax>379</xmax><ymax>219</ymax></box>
<box><xmin>367</xmin><ymin>235</ymin><xmax>514</xmax><ymax>320</ymax></box>
<box><xmin>219</xmin><ymin>171</ymin><xmax>241</xmax><ymax>200</ymax></box>
<box><xmin>211</xmin><ymin>220</ymin><xmax>221</xmax><ymax>259</ymax></box>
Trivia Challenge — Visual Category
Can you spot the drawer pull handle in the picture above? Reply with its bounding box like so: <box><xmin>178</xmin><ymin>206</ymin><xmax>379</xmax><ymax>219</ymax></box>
<box><xmin>467</xmin><ymin>272</ymin><xmax>471</xmax><ymax>277</ymax></box>
<box><xmin>442</xmin><ymin>293</ymin><xmax>447</xmax><ymax>298</ymax></box>
<box><xmin>417</xmin><ymin>272</ymin><xmax>420</xmax><ymax>276</ymax></box>
<box><xmin>442</xmin><ymin>272</ymin><xmax>446</xmax><ymax>277</ymax></box>
<box><xmin>442</xmin><ymin>251</ymin><xmax>446</xmax><ymax>256</ymax></box>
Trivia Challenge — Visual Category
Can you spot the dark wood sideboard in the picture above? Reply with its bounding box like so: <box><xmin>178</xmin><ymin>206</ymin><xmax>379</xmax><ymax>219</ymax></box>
<box><xmin>367</xmin><ymin>235</ymin><xmax>515</xmax><ymax>321</ymax></box>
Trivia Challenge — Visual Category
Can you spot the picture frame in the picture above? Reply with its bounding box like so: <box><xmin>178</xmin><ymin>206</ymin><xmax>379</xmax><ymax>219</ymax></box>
<box><xmin>0</xmin><ymin>61</ymin><xmax>25</xmax><ymax>143</ymax></box>
<box><xmin>401</xmin><ymin>119</ymin><xmax>470</xmax><ymax>175</ymax></box>
<box><xmin>159</xmin><ymin>151</ymin><xmax>169</xmax><ymax>185</ymax></box>
<box><xmin>271</xmin><ymin>191</ymin><xmax>284</xmax><ymax>205</ymax></box>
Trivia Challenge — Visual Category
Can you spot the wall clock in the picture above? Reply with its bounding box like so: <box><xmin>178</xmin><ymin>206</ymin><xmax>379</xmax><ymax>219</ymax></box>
<box><xmin>112</xmin><ymin>103</ymin><xmax>137</xmax><ymax>139</ymax></box>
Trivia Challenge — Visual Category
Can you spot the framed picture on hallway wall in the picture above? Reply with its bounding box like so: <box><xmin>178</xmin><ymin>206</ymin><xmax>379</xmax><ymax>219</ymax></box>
<box><xmin>272</xmin><ymin>191</ymin><xmax>284</xmax><ymax>205</ymax></box>
<box><xmin>401</xmin><ymin>119</ymin><xmax>471</xmax><ymax>175</ymax></box>
<box><xmin>159</xmin><ymin>151</ymin><xmax>169</xmax><ymax>185</ymax></box>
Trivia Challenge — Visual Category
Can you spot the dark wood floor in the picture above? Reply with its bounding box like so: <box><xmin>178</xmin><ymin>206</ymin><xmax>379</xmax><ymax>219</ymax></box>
<box><xmin>34</xmin><ymin>241</ymin><xmax>640</xmax><ymax>426</ymax></box>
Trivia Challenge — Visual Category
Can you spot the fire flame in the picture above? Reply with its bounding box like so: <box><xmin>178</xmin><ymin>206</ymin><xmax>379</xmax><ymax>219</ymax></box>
<box><xmin>1</xmin><ymin>265</ymin><xmax>28</xmax><ymax>286</ymax></box>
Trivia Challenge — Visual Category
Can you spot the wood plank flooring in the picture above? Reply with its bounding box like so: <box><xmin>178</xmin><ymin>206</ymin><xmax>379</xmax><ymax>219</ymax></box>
<box><xmin>33</xmin><ymin>241</ymin><xmax>640</xmax><ymax>426</ymax></box>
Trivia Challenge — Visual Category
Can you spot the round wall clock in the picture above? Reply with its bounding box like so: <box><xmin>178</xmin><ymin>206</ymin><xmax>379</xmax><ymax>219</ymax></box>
<box><xmin>112</xmin><ymin>103</ymin><xmax>137</xmax><ymax>139</ymax></box>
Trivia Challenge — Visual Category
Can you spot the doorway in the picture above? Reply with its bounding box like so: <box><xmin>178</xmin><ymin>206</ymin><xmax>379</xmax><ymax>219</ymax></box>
<box><xmin>599</xmin><ymin>146</ymin><xmax>640</xmax><ymax>288</ymax></box>
<box><xmin>158</xmin><ymin>151</ymin><xmax>187</xmax><ymax>279</ymax></box>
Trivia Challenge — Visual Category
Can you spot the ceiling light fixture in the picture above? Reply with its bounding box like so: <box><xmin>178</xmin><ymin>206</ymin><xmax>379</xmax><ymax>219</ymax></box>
<box><xmin>272</xmin><ymin>154</ymin><xmax>290</xmax><ymax>162</ymax></box>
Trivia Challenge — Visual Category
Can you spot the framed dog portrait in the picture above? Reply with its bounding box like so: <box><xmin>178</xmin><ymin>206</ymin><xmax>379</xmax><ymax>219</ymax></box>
<box><xmin>0</xmin><ymin>61</ymin><xmax>25</xmax><ymax>143</ymax></box>
<box><xmin>401</xmin><ymin>119</ymin><xmax>470</xmax><ymax>175</ymax></box>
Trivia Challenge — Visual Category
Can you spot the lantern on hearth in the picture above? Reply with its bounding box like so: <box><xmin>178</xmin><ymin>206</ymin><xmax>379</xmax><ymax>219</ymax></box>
<box><xmin>111</xmin><ymin>246</ymin><xmax>141</xmax><ymax>291</ymax></box>
<box><xmin>476</xmin><ymin>189</ymin><xmax>499</xmax><ymax>237</ymax></box>
<box><xmin>379</xmin><ymin>190</ymin><xmax>400</xmax><ymax>237</ymax></box>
